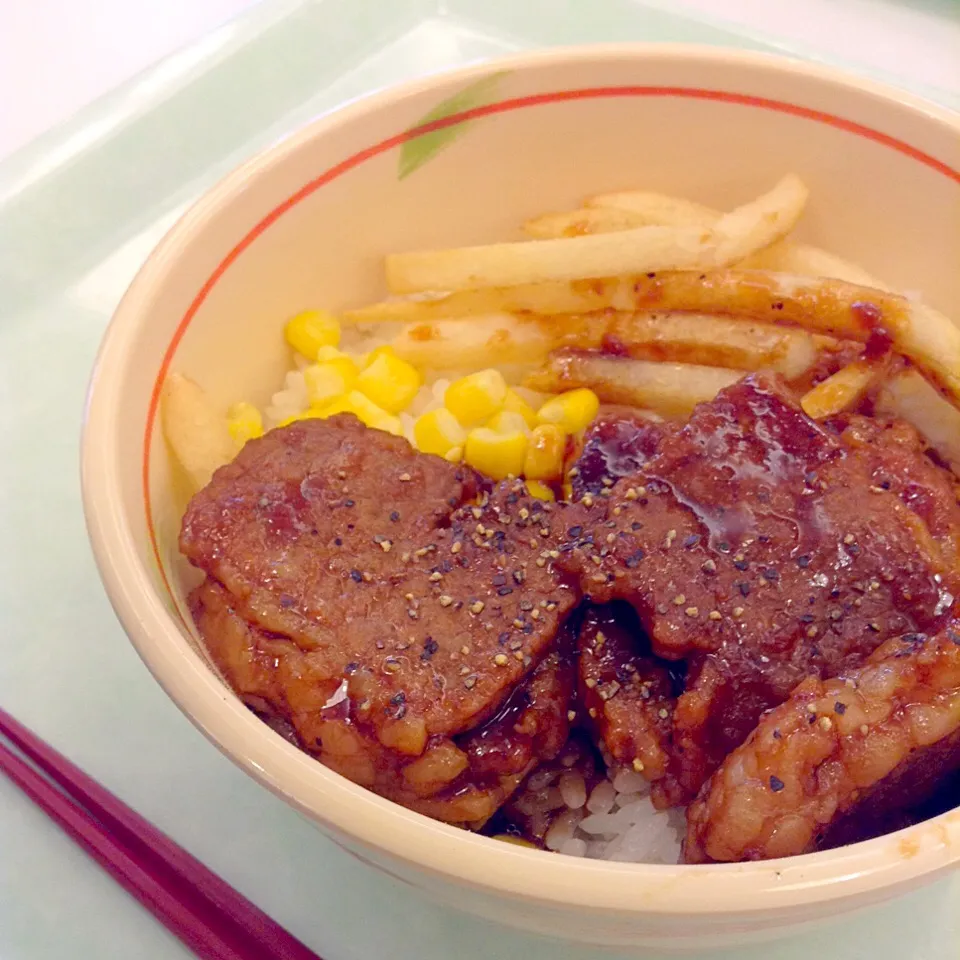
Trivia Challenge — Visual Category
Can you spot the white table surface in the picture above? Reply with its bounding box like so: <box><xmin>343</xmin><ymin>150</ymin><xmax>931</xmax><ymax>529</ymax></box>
<box><xmin>1</xmin><ymin>2</ymin><xmax>959</xmax><ymax>959</ymax></box>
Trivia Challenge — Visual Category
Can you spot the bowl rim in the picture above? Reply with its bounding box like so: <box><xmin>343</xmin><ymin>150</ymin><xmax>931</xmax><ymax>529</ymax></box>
<box><xmin>82</xmin><ymin>41</ymin><xmax>960</xmax><ymax>917</ymax></box>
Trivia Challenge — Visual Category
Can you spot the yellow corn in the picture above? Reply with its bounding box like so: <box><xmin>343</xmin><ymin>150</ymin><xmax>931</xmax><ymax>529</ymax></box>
<box><xmin>413</xmin><ymin>408</ymin><xmax>467</xmax><ymax>458</ymax></box>
<box><xmin>284</xmin><ymin>309</ymin><xmax>341</xmax><ymax>359</ymax></box>
<box><xmin>356</xmin><ymin>351</ymin><xmax>422</xmax><ymax>413</ymax></box>
<box><xmin>445</xmin><ymin>369</ymin><xmax>507</xmax><ymax>427</ymax></box>
<box><xmin>493</xmin><ymin>835</ymin><xmax>538</xmax><ymax>849</ymax></box>
<box><xmin>486</xmin><ymin>410</ymin><xmax>532</xmax><ymax>435</ymax></box>
<box><xmin>445</xmin><ymin>445</ymin><xmax>463</xmax><ymax>463</ymax></box>
<box><xmin>502</xmin><ymin>388</ymin><xmax>538</xmax><ymax>428</ymax></box>
<box><xmin>523</xmin><ymin>423</ymin><xmax>567</xmax><ymax>480</ymax></box>
<box><xmin>226</xmin><ymin>402</ymin><xmax>263</xmax><ymax>445</ymax></box>
<box><xmin>537</xmin><ymin>388</ymin><xmax>599</xmax><ymax>434</ymax></box>
<box><xmin>316</xmin><ymin>347</ymin><xmax>360</xmax><ymax>384</ymax></box>
<box><xmin>277</xmin><ymin>408</ymin><xmax>325</xmax><ymax>428</ymax></box>
<box><xmin>526</xmin><ymin>480</ymin><xmax>556</xmax><ymax>501</ymax></box>
<box><xmin>303</xmin><ymin>360</ymin><xmax>356</xmax><ymax>408</ymax></box>
<box><xmin>464</xmin><ymin>426</ymin><xmax>527</xmax><ymax>480</ymax></box>
<box><xmin>318</xmin><ymin>390</ymin><xmax>402</xmax><ymax>435</ymax></box>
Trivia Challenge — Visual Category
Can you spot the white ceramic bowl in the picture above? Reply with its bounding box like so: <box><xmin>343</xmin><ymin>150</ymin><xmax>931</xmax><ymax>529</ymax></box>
<box><xmin>82</xmin><ymin>44</ymin><xmax>960</xmax><ymax>952</ymax></box>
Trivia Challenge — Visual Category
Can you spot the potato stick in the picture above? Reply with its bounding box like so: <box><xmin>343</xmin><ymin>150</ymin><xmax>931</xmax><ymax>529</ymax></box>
<box><xmin>343</xmin><ymin>280</ymin><xmax>633</xmax><ymax>325</ymax></box>
<box><xmin>525</xmin><ymin>350</ymin><xmax>740</xmax><ymax>418</ymax></box>
<box><xmin>541</xmin><ymin>190</ymin><xmax>886</xmax><ymax>289</ymax></box>
<box><xmin>585</xmin><ymin>191</ymin><xmax>719</xmax><ymax>226</ymax></box>
<box><xmin>800</xmin><ymin>359</ymin><xmax>879</xmax><ymax>419</ymax></box>
<box><xmin>875</xmin><ymin>368</ymin><xmax>960</xmax><ymax>477</ymax></box>
<box><xmin>522</xmin><ymin>206</ymin><xmax>657</xmax><ymax>239</ymax></box>
<box><xmin>161</xmin><ymin>373</ymin><xmax>239</xmax><ymax>491</ymax></box>
<box><xmin>603</xmin><ymin>313</ymin><xmax>824</xmax><ymax>378</ymax></box>
<box><xmin>388</xmin><ymin>312</ymin><xmax>578</xmax><ymax>369</ymax></box>
<box><xmin>739</xmin><ymin>241</ymin><xmax>887</xmax><ymax>289</ymax></box>
<box><xmin>385</xmin><ymin>175</ymin><xmax>808</xmax><ymax>293</ymax></box>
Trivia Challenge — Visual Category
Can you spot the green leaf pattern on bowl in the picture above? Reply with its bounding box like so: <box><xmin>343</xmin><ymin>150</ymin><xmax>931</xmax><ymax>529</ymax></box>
<box><xmin>398</xmin><ymin>72</ymin><xmax>508</xmax><ymax>179</ymax></box>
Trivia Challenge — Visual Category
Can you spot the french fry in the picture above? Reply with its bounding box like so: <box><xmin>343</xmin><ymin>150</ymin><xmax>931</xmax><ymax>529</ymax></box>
<box><xmin>161</xmin><ymin>373</ymin><xmax>239</xmax><ymax>491</ymax></box>
<box><xmin>523</xmin><ymin>207</ymin><xmax>657</xmax><ymax>239</ymax></box>
<box><xmin>739</xmin><ymin>241</ymin><xmax>887</xmax><ymax>288</ymax></box>
<box><xmin>344</xmin><ymin>279</ymin><xmax>637</xmax><ymax>325</ymax></box>
<box><xmin>586</xmin><ymin>191</ymin><xmax>719</xmax><ymax>226</ymax></box>
<box><xmin>389</xmin><ymin>309</ymin><xmax>827</xmax><ymax>378</ymax></box>
<box><xmin>385</xmin><ymin>175</ymin><xmax>808</xmax><ymax>294</ymax></box>
<box><xmin>800</xmin><ymin>359</ymin><xmax>880</xmax><ymax>419</ymax></box>
<box><xmin>604</xmin><ymin>313</ymin><xmax>825</xmax><ymax>378</ymax></box>
<box><xmin>389</xmin><ymin>313</ymin><xmax>582</xmax><ymax>369</ymax></box>
<box><xmin>525</xmin><ymin>350</ymin><xmax>741</xmax><ymax>417</ymax></box>
<box><xmin>875</xmin><ymin>368</ymin><xmax>960</xmax><ymax>476</ymax></box>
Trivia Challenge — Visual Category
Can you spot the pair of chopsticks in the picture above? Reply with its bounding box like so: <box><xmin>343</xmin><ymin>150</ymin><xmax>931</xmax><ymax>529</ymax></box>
<box><xmin>0</xmin><ymin>706</ymin><xmax>322</xmax><ymax>960</ymax></box>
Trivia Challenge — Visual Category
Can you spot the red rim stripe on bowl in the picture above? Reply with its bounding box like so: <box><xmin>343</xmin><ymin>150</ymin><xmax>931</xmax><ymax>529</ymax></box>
<box><xmin>143</xmin><ymin>85</ymin><xmax>960</xmax><ymax>601</ymax></box>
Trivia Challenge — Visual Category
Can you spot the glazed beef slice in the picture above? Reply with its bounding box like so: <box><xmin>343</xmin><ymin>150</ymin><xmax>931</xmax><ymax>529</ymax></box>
<box><xmin>560</xmin><ymin>375</ymin><xmax>960</xmax><ymax>799</ymax></box>
<box><xmin>181</xmin><ymin>416</ymin><xmax>579</xmax><ymax>822</ymax></box>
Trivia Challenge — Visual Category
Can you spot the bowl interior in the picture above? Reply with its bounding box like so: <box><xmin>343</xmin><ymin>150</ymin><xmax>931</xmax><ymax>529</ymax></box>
<box><xmin>85</xmin><ymin>44</ymin><xmax>960</xmax><ymax>923</ymax></box>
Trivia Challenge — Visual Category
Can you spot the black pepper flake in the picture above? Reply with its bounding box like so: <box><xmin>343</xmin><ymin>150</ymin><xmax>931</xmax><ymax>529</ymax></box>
<box><xmin>522</xmin><ymin>623</ymin><xmax>534</xmax><ymax>635</ymax></box>
<box><xmin>762</xmin><ymin>568</ymin><xmax>780</xmax><ymax>582</ymax></box>
<box><xmin>421</xmin><ymin>638</ymin><xmax>439</xmax><ymax>660</ymax></box>
<box><xmin>631</xmin><ymin>521</ymin><xmax>643</xmax><ymax>532</ymax></box>
<box><xmin>390</xmin><ymin>511</ymin><xmax>400</xmax><ymax>522</ymax></box>
<box><xmin>772</xmin><ymin>729</ymin><xmax>782</xmax><ymax>740</ymax></box>
<box><xmin>350</xmin><ymin>569</ymin><xmax>363</xmax><ymax>583</ymax></box>
<box><xmin>498</xmin><ymin>631</ymin><xmax>510</xmax><ymax>645</ymax></box>
<box><xmin>834</xmin><ymin>701</ymin><xmax>847</xmax><ymax>714</ymax></box>
<box><xmin>388</xmin><ymin>691</ymin><xmax>407</xmax><ymax>719</ymax></box>
<box><xmin>492</xmin><ymin>574</ymin><xmax>507</xmax><ymax>586</ymax></box>
<box><xmin>758</xmin><ymin>534</ymin><xmax>770</xmax><ymax>544</ymax></box>
<box><xmin>847</xmin><ymin>543</ymin><xmax>860</xmax><ymax>556</ymax></box>
<box><xmin>334</xmin><ymin>538</ymin><xmax>343</xmax><ymax>547</ymax></box>
<box><xmin>880</xmin><ymin>480</ymin><xmax>891</xmax><ymax>490</ymax></box>
<box><xmin>625</xmin><ymin>549</ymin><xmax>646</xmax><ymax>569</ymax></box>
<box><xmin>279</xmin><ymin>594</ymin><xmax>295</xmax><ymax>608</ymax></box>
<box><xmin>799</xmin><ymin>613</ymin><xmax>815</xmax><ymax>623</ymax></box>
<box><xmin>344</xmin><ymin>499</ymin><xmax>355</xmax><ymax>508</ymax></box>
<box><xmin>733</xmin><ymin>559</ymin><xmax>749</xmax><ymax>571</ymax></box>
<box><xmin>738</xmin><ymin>582</ymin><xmax>751</xmax><ymax>597</ymax></box>
<box><xmin>948</xmin><ymin>630</ymin><xmax>960</xmax><ymax>646</ymax></box>
<box><xmin>797</xmin><ymin>555</ymin><xmax>811</xmax><ymax>568</ymax></box>
<box><xmin>683</xmin><ymin>534</ymin><xmax>701</xmax><ymax>549</ymax></box>
<box><xmin>718</xmin><ymin>541</ymin><xmax>731</xmax><ymax>553</ymax></box>
<box><xmin>769</xmin><ymin>775</ymin><xmax>785</xmax><ymax>792</ymax></box>
<box><xmin>568</xmin><ymin>525</ymin><xmax>583</xmax><ymax>538</ymax></box>
<box><xmin>497</xmin><ymin>586</ymin><xmax>514</xmax><ymax>596</ymax></box>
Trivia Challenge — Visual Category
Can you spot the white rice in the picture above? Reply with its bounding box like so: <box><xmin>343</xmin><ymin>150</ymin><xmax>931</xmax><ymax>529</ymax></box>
<box><xmin>506</xmin><ymin>741</ymin><xmax>685</xmax><ymax>863</ymax></box>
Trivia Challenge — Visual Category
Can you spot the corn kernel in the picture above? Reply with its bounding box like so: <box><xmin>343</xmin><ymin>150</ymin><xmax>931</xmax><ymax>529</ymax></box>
<box><xmin>225</xmin><ymin>402</ymin><xmax>263</xmax><ymax>445</ymax></box>
<box><xmin>523</xmin><ymin>424</ymin><xmax>567</xmax><ymax>480</ymax></box>
<box><xmin>316</xmin><ymin>347</ymin><xmax>360</xmax><ymax>384</ymax></box>
<box><xmin>317</xmin><ymin>390</ymin><xmax>400</xmax><ymax>435</ymax></box>
<box><xmin>303</xmin><ymin>362</ymin><xmax>355</xmax><ymax>408</ymax></box>
<box><xmin>537</xmin><ymin>388</ymin><xmax>599</xmax><ymax>434</ymax></box>
<box><xmin>486</xmin><ymin>410</ymin><xmax>532</xmax><ymax>435</ymax></box>
<box><xmin>277</xmin><ymin>408</ymin><xmax>325</xmax><ymax>428</ymax></box>
<box><xmin>413</xmin><ymin>408</ymin><xmax>467</xmax><ymax>458</ymax></box>
<box><xmin>284</xmin><ymin>309</ymin><xmax>340</xmax><ymax>359</ymax></box>
<box><xmin>464</xmin><ymin>426</ymin><xmax>527</xmax><ymax>480</ymax></box>
<box><xmin>502</xmin><ymin>389</ymin><xmax>538</xmax><ymax>428</ymax></box>
<box><xmin>356</xmin><ymin>351</ymin><xmax>422</xmax><ymax>413</ymax></box>
<box><xmin>445</xmin><ymin>369</ymin><xmax>507</xmax><ymax>427</ymax></box>
<box><xmin>526</xmin><ymin>480</ymin><xmax>556</xmax><ymax>501</ymax></box>
<box><xmin>444</xmin><ymin>445</ymin><xmax>463</xmax><ymax>463</ymax></box>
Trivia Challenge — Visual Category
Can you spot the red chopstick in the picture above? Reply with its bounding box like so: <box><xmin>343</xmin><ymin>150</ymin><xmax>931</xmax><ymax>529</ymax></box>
<box><xmin>0</xmin><ymin>707</ymin><xmax>322</xmax><ymax>960</ymax></box>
